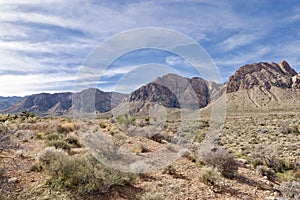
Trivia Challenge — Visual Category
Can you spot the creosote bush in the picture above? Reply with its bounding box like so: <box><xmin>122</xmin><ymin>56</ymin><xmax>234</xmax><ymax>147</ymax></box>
<box><xmin>202</xmin><ymin>147</ymin><xmax>238</xmax><ymax>179</ymax></box>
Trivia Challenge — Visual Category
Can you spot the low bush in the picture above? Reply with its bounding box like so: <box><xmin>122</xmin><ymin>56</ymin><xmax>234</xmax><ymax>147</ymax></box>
<box><xmin>162</xmin><ymin>165</ymin><xmax>176</xmax><ymax>175</ymax></box>
<box><xmin>116</xmin><ymin>114</ymin><xmax>136</xmax><ymax>127</ymax></box>
<box><xmin>57</xmin><ymin>122</ymin><xmax>76</xmax><ymax>134</ymax></box>
<box><xmin>47</xmin><ymin>140</ymin><xmax>73</xmax><ymax>150</ymax></box>
<box><xmin>198</xmin><ymin>166</ymin><xmax>221</xmax><ymax>185</ymax></box>
<box><xmin>277</xmin><ymin>181</ymin><xmax>300</xmax><ymax>199</ymax></box>
<box><xmin>256</xmin><ymin>165</ymin><xmax>277</xmax><ymax>182</ymax></box>
<box><xmin>38</xmin><ymin>147</ymin><xmax>137</xmax><ymax>194</ymax></box>
<box><xmin>202</xmin><ymin>147</ymin><xmax>238</xmax><ymax>179</ymax></box>
<box><xmin>64</xmin><ymin>135</ymin><xmax>81</xmax><ymax>148</ymax></box>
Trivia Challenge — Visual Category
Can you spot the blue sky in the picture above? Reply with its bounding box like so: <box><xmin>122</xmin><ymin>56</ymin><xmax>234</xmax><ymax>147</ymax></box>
<box><xmin>0</xmin><ymin>0</ymin><xmax>300</xmax><ymax>96</ymax></box>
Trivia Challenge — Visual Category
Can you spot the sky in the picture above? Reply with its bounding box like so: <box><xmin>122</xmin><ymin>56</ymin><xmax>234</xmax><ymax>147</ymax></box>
<box><xmin>0</xmin><ymin>0</ymin><xmax>300</xmax><ymax>96</ymax></box>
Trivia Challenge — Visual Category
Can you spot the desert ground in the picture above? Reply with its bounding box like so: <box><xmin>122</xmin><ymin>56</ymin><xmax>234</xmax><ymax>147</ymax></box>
<box><xmin>0</xmin><ymin>108</ymin><xmax>299</xmax><ymax>200</ymax></box>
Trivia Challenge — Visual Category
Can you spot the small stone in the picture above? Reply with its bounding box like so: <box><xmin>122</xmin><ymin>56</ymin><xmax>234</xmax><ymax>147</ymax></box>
<box><xmin>15</xmin><ymin>150</ymin><xmax>23</xmax><ymax>157</ymax></box>
<box><xmin>237</xmin><ymin>158</ymin><xmax>248</xmax><ymax>165</ymax></box>
<box><xmin>8</xmin><ymin>177</ymin><xmax>18</xmax><ymax>183</ymax></box>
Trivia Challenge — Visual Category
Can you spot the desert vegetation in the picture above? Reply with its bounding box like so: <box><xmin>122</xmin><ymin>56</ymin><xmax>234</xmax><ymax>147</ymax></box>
<box><xmin>0</xmin><ymin>110</ymin><xmax>300</xmax><ymax>199</ymax></box>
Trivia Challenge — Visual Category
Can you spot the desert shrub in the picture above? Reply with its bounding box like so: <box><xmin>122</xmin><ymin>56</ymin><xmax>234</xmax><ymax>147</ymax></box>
<box><xmin>194</xmin><ymin>131</ymin><xmax>206</xmax><ymax>143</ymax></box>
<box><xmin>256</xmin><ymin>165</ymin><xmax>277</xmax><ymax>182</ymax></box>
<box><xmin>57</xmin><ymin>122</ymin><xmax>76</xmax><ymax>134</ymax></box>
<box><xmin>202</xmin><ymin>147</ymin><xmax>238</xmax><ymax>179</ymax></box>
<box><xmin>47</xmin><ymin>140</ymin><xmax>73</xmax><ymax>150</ymax></box>
<box><xmin>277</xmin><ymin>181</ymin><xmax>300</xmax><ymax>199</ymax></box>
<box><xmin>162</xmin><ymin>165</ymin><xmax>176</xmax><ymax>175</ymax></box>
<box><xmin>264</xmin><ymin>156</ymin><xmax>293</xmax><ymax>173</ymax></box>
<box><xmin>116</xmin><ymin>114</ymin><xmax>136</xmax><ymax>127</ymax></box>
<box><xmin>20</xmin><ymin>110</ymin><xmax>35</xmax><ymax>119</ymax></box>
<box><xmin>38</xmin><ymin>146</ymin><xmax>68</xmax><ymax>164</ymax></box>
<box><xmin>137</xmin><ymin>191</ymin><xmax>165</xmax><ymax>200</ymax></box>
<box><xmin>198</xmin><ymin>166</ymin><xmax>221</xmax><ymax>185</ymax></box>
<box><xmin>45</xmin><ymin>133</ymin><xmax>61</xmax><ymax>141</ymax></box>
<box><xmin>252</xmin><ymin>159</ymin><xmax>264</xmax><ymax>168</ymax></box>
<box><xmin>39</xmin><ymin>150</ymin><xmax>137</xmax><ymax>193</ymax></box>
<box><xmin>281</xmin><ymin>125</ymin><xmax>299</xmax><ymax>135</ymax></box>
<box><xmin>64</xmin><ymin>135</ymin><xmax>81</xmax><ymax>148</ymax></box>
<box><xmin>132</xmin><ymin>144</ymin><xmax>148</xmax><ymax>155</ymax></box>
<box><xmin>276</xmin><ymin>170</ymin><xmax>300</xmax><ymax>182</ymax></box>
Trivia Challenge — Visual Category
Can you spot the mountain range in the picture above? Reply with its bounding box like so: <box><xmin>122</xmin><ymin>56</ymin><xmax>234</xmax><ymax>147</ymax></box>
<box><xmin>1</xmin><ymin>60</ymin><xmax>299</xmax><ymax>115</ymax></box>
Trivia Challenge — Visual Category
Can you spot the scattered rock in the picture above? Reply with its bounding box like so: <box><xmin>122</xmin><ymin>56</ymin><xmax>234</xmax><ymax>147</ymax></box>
<box><xmin>8</xmin><ymin>177</ymin><xmax>18</xmax><ymax>183</ymax></box>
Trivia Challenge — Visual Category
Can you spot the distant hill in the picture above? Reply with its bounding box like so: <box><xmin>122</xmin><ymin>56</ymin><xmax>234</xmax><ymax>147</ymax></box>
<box><xmin>0</xmin><ymin>96</ymin><xmax>24</xmax><ymax>111</ymax></box>
<box><xmin>2</xmin><ymin>60</ymin><xmax>300</xmax><ymax>115</ymax></box>
<box><xmin>4</xmin><ymin>89</ymin><xmax>126</xmax><ymax>115</ymax></box>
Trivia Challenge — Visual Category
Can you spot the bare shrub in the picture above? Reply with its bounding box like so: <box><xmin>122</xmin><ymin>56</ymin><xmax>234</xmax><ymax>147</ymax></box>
<box><xmin>277</xmin><ymin>181</ymin><xmax>300</xmax><ymax>199</ymax></box>
<box><xmin>202</xmin><ymin>147</ymin><xmax>238</xmax><ymax>179</ymax></box>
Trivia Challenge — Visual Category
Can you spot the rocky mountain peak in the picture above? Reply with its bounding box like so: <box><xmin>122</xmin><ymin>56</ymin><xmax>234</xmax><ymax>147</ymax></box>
<box><xmin>126</xmin><ymin>73</ymin><xmax>212</xmax><ymax>110</ymax></box>
<box><xmin>226</xmin><ymin>61</ymin><xmax>297</xmax><ymax>93</ymax></box>
<box><xmin>278</xmin><ymin>60</ymin><xmax>297</xmax><ymax>77</ymax></box>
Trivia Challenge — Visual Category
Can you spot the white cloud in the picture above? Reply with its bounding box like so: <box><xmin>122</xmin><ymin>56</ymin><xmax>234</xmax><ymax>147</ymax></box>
<box><xmin>222</xmin><ymin>33</ymin><xmax>262</xmax><ymax>51</ymax></box>
<box><xmin>0</xmin><ymin>0</ymin><xmax>299</xmax><ymax>95</ymax></box>
<box><xmin>165</xmin><ymin>56</ymin><xmax>186</xmax><ymax>66</ymax></box>
<box><xmin>0</xmin><ymin>73</ymin><xmax>75</xmax><ymax>96</ymax></box>
<box><xmin>102</xmin><ymin>65</ymin><xmax>140</xmax><ymax>78</ymax></box>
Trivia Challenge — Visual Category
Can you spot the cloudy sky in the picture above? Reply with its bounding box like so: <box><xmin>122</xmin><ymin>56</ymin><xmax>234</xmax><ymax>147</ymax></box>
<box><xmin>1</xmin><ymin>0</ymin><xmax>300</xmax><ymax>96</ymax></box>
